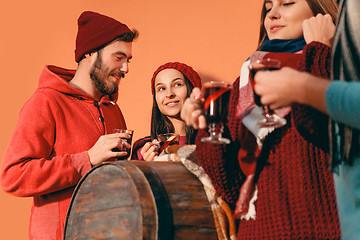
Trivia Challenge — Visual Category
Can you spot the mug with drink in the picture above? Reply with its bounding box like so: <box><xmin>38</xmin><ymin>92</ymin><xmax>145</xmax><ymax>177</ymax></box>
<box><xmin>112</xmin><ymin>129</ymin><xmax>134</xmax><ymax>160</ymax></box>
<box><xmin>156</xmin><ymin>133</ymin><xmax>179</xmax><ymax>153</ymax></box>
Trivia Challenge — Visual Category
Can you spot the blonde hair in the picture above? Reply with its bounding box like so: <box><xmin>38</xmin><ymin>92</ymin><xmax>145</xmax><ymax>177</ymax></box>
<box><xmin>257</xmin><ymin>0</ymin><xmax>338</xmax><ymax>49</ymax></box>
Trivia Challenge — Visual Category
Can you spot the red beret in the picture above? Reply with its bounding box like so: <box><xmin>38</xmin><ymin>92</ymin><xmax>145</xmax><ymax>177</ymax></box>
<box><xmin>151</xmin><ymin>62</ymin><xmax>202</xmax><ymax>95</ymax></box>
<box><xmin>75</xmin><ymin>11</ymin><xmax>133</xmax><ymax>63</ymax></box>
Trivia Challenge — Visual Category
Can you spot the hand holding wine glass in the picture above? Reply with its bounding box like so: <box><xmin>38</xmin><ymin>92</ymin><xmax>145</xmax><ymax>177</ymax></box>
<box><xmin>248</xmin><ymin>58</ymin><xmax>287</xmax><ymax>128</ymax></box>
<box><xmin>181</xmin><ymin>87</ymin><xmax>207</xmax><ymax>130</ymax></box>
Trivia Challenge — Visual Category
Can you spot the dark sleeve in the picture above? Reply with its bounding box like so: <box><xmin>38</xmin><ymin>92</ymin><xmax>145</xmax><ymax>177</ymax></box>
<box><xmin>196</xmin><ymin>77</ymin><xmax>245</xmax><ymax>206</ymax></box>
<box><xmin>291</xmin><ymin>41</ymin><xmax>332</xmax><ymax>151</ymax></box>
<box><xmin>131</xmin><ymin>136</ymin><xmax>151</xmax><ymax>160</ymax></box>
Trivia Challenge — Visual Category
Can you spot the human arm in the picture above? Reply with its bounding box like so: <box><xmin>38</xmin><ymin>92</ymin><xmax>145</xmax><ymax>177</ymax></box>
<box><xmin>88</xmin><ymin>132</ymin><xmax>131</xmax><ymax>165</ymax></box>
<box><xmin>195</xmin><ymin>78</ymin><xmax>245</xmax><ymax>205</ymax></box>
<box><xmin>254</xmin><ymin>40</ymin><xmax>332</xmax><ymax>109</ymax></box>
<box><xmin>1</xmin><ymin>92</ymin><xmax>127</xmax><ymax>197</ymax></box>
<box><xmin>131</xmin><ymin>137</ymin><xmax>160</xmax><ymax>161</ymax></box>
<box><xmin>254</xmin><ymin>67</ymin><xmax>330</xmax><ymax>113</ymax></box>
<box><xmin>326</xmin><ymin>81</ymin><xmax>360</xmax><ymax>130</ymax></box>
<box><xmin>255</xmin><ymin>69</ymin><xmax>360</xmax><ymax>130</ymax></box>
<box><xmin>181</xmin><ymin>79</ymin><xmax>244</xmax><ymax>203</ymax></box>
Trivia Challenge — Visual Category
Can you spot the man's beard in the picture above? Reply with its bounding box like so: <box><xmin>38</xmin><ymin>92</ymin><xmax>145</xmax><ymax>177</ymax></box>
<box><xmin>89</xmin><ymin>52</ymin><xmax>124</xmax><ymax>96</ymax></box>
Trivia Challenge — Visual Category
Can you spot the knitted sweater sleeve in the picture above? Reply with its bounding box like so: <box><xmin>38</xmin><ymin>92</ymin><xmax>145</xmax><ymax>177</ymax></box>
<box><xmin>196</xmin><ymin>77</ymin><xmax>245</xmax><ymax>206</ymax></box>
<box><xmin>291</xmin><ymin>41</ymin><xmax>332</xmax><ymax>151</ymax></box>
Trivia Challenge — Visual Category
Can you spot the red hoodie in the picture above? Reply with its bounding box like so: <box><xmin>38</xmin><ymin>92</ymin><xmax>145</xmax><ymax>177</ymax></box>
<box><xmin>1</xmin><ymin>65</ymin><xmax>127</xmax><ymax>239</ymax></box>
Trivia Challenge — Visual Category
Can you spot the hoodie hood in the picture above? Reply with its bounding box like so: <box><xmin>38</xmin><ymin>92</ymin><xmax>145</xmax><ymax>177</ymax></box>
<box><xmin>38</xmin><ymin>65</ymin><xmax>118</xmax><ymax>102</ymax></box>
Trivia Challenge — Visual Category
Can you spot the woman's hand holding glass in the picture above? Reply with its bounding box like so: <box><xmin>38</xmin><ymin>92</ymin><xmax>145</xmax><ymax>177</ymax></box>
<box><xmin>249</xmin><ymin>59</ymin><xmax>286</xmax><ymax>128</ymax></box>
<box><xmin>254</xmin><ymin>67</ymin><xmax>330</xmax><ymax>114</ymax></box>
<box><xmin>140</xmin><ymin>139</ymin><xmax>161</xmax><ymax>161</ymax></box>
<box><xmin>180</xmin><ymin>87</ymin><xmax>207</xmax><ymax>130</ymax></box>
<box><xmin>254</xmin><ymin>67</ymin><xmax>309</xmax><ymax>109</ymax></box>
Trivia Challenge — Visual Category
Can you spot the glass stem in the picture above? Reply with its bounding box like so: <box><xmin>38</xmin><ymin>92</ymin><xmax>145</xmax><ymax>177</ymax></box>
<box><xmin>208</xmin><ymin>123</ymin><xmax>217</xmax><ymax>137</ymax></box>
<box><xmin>263</xmin><ymin>106</ymin><xmax>273</xmax><ymax>118</ymax></box>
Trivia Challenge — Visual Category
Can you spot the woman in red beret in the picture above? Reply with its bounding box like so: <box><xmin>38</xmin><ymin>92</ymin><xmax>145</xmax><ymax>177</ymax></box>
<box><xmin>131</xmin><ymin>62</ymin><xmax>202</xmax><ymax>161</ymax></box>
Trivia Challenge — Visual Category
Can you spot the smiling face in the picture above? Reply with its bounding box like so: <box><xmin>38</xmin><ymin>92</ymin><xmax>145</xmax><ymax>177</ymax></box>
<box><xmin>154</xmin><ymin>69</ymin><xmax>188</xmax><ymax>119</ymax></box>
<box><xmin>264</xmin><ymin>0</ymin><xmax>314</xmax><ymax>40</ymax></box>
<box><xmin>89</xmin><ymin>40</ymin><xmax>133</xmax><ymax>96</ymax></box>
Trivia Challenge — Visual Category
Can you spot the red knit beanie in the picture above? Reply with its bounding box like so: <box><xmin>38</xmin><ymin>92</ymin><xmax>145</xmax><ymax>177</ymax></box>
<box><xmin>151</xmin><ymin>62</ymin><xmax>202</xmax><ymax>95</ymax></box>
<box><xmin>75</xmin><ymin>11</ymin><xmax>133</xmax><ymax>63</ymax></box>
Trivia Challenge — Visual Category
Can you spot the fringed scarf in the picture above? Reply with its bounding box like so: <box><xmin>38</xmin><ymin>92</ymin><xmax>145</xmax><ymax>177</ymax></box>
<box><xmin>235</xmin><ymin>38</ymin><xmax>306</xmax><ymax>220</ymax></box>
<box><xmin>330</xmin><ymin>0</ymin><xmax>360</xmax><ymax>171</ymax></box>
<box><xmin>237</xmin><ymin>37</ymin><xmax>306</xmax><ymax>137</ymax></box>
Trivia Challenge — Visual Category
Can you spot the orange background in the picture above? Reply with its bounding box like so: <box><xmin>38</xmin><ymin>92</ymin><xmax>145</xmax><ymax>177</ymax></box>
<box><xmin>0</xmin><ymin>0</ymin><xmax>262</xmax><ymax>238</ymax></box>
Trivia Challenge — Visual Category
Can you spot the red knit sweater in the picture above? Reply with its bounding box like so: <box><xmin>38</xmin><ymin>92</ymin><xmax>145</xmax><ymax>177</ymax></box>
<box><xmin>1</xmin><ymin>65</ymin><xmax>127</xmax><ymax>240</ymax></box>
<box><xmin>196</xmin><ymin>42</ymin><xmax>340</xmax><ymax>239</ymax></box>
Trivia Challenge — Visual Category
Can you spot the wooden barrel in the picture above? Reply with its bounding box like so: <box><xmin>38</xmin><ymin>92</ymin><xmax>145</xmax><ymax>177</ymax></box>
<box><xmin>63</xmin><ymin>161</ymin><xmax>217</xmax><ymax>240</ymax></box>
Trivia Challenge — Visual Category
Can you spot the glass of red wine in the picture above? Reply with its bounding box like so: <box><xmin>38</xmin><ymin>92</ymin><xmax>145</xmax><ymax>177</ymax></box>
<box><xmin>248</xmin><ymin>58</ymin><xmax>287</xmax><ymax>128</ymax></box>
<box><xmin>201</xmin><ymin>81</ymin><xmax>232</xmax><ymax>144</ymax></box>
<box><xmin>157</xmin><ymin>133</ymin><xmax>179</xmax><ymax>153</ymax></box>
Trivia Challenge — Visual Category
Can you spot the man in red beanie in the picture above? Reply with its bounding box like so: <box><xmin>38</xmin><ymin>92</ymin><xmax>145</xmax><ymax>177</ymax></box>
<box><xmin>1</xmin><ymin>11</ymin><xmax>138</xmax><ymax>240</ymax></box>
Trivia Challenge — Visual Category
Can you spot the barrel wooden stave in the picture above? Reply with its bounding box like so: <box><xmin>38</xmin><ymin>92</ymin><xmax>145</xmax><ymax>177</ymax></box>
<box><xmin>64</xmin><ymin>162</ymin><xmax>157</xmax><ymax>240</ymax></box>
<box><xmin>134</xmin><ymin>161</ymin><xmax>217</xmax><ymax>239</ymax></box>
<box><xmin>64</xmin><ymin>161</ymin><xmax>217</xmax><ymax>240</ymax></box>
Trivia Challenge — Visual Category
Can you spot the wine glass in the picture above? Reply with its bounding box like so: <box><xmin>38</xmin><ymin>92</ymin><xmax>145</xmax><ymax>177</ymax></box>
<box><xmin>201</xmin><ymin>81</ymin><xmax>232</xmax><ymax>144</ymax></box>
<box><xmin>157</xmin><ymin>133</ymin><xmax>179</xmax><ymax>153</ymax></box>
<box><xmin>248</xmin><ymin>58</ymin><xmax>287</xmax><ymax>128</ymax></box>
